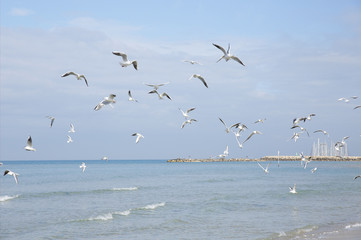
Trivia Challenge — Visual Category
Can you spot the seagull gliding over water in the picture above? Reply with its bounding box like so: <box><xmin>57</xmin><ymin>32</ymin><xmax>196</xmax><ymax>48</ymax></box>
<box><xmin>4</xmin><ymin>170</ymin><xmax>19</xmax><ymax>184</ymax></box>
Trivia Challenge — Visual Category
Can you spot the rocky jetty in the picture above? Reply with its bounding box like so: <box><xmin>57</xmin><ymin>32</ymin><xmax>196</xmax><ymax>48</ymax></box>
<box><xmin>167</xmin><ymin>156</ymin><xmax>361</xmax><ymax>163</ymax></box>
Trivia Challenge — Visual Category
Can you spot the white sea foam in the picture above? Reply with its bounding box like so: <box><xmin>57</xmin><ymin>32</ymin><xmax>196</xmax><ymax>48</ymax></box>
<box><xmin>114</xmin><ymin>210</ymin><xmax>131</xmax><ymax>216</ymax></box>
<box><xmin>345</xmin><ymin>222</ymin><xmax>361</xmax><ymax>229</ymax></box>
<box><xmin>112</xmin><ymin>187</ymin><xmax>138</xmax><ymax>191</ymax></box>
<box><xmin>278</xmin><ymin>231</ymin><xmax>287</xmax><ymax>237</ymax></box>
<box><xmin>88</xmin><ymin>213</ymin><xmax>113</xmax><ymax>221</ymax></box>
<box><xmin>0</xmin><ymin>195</ymin><xmax>20</xmax><ymax>202</ymax></box>
<box><xmin>141</xmin><ymin>202</ymin><xmax>166</xmax><ymax>210</ymax></box>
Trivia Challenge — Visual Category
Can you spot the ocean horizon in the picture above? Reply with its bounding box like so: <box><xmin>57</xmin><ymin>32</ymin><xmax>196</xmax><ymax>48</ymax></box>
<box><xmin>1</xmin><ymin>160</ymin><xmax>361</xmax><ymax>239</ymax></box>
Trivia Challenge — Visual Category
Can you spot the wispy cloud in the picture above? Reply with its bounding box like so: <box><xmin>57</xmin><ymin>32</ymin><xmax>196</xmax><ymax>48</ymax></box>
<box><xmin>9</xmin><ymin>8</ymin><xmax>34</xmax><ymax>17</ymax></box>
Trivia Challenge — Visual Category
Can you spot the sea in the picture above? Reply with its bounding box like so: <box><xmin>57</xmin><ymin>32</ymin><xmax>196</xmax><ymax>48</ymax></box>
<box><xmin>1</xmin><ymin>160</ymin><xmax>361</xmax><ymax>240</ymax></box>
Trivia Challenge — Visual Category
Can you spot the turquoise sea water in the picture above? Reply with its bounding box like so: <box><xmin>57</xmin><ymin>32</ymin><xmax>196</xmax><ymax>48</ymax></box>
<box><xmin>1</xmin><ymin>160</ymin><xmax>361</xmax><ymax>240</ymax></box>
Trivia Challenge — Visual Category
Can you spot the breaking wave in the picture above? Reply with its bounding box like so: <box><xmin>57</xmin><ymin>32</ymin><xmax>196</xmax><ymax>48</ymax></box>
<box><xmin>0</xmin><ymin>195</ymin><xmax>20</xmax><ymax>202</ymax></box>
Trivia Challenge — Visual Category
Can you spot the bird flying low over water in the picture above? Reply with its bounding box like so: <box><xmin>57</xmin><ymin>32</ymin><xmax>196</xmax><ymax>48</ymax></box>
<box><xmin>311</xmin><ymin>167</ymin><xmax>318</xmax><ymax>173</ymax></box>
<box><xmin>4</xmin><ymin>170</ymin><xmax>19</xmax><ymax>184</ymax></box>
<box><xmin>212</xmin><ymin>43</ymin><xmax>245</xmax><ymax>66</ymax></box>
<box><xmin>24</xmin><ymin>136</ymin><xmax>36</xmax><ymax>151</ymax></box>
<box><xmin>189</xmin><ymin>74</ymin><xmax>208</xmax><ymax>88</ymax></box>
<box><xmin>148</xmin><ymin>90</ymin><xmax>172</xmax><ymax>100</ymax></box>
<box><xmin>61</xmin><ymin>71</ymin><xmax>88</xmax><ymax>87</ymax></box>
<box><xmin>128</xmin><ymin>90</ymin><xmax>138</xmax><ymax>102</ymax></box>
<box><xmin>257</xmin><ymin>161</ymin><xmax>270</xmax><ymax>174</ymax></box>
<box><xmin>80</xmin><ymin>162</ymin><xmax>86</xmax><ymax>173</ymax></box>
<box><xmin>335</xmin><ymin>136</ymin><xmax>349</xmax><ymax>151</ymax></box>
<box><xmin>354</xmin><ymin>175</ymin><xmax>361</xmax><ymax>180</ymax></box>
<box><xmin>132</xmin><ymin>133</ymin><xmax>144</xmax><ymax>143</ymax></box>
<box><xmin>101</xmin><ymin>156</ymin><xmax>108</xmax><ymax>162</ymax></box>
<box><xmin>289</xmin><ymin>184</ymin><xmax>297</xmax><ymax>194</ymax></box>
<box><xmin>112</xmin><ymin>51</ymin><xmax>137</xmax><ymax>70</ymax></box>
<box><xmin>94</xmin><ymin>94</ymin><xmax>116</xmax><ymax>111</ymax></box>
<box><xmin>46</xmin><ymin>116</ymin><xmax>55</xmax><ymax>128</ymax></box>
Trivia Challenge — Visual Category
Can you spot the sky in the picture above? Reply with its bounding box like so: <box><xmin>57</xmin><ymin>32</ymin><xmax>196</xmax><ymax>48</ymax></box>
<box><xmin>1</xmin><ymin>0</ymin><xmax>361</xmax><ymax>161</ymax></box>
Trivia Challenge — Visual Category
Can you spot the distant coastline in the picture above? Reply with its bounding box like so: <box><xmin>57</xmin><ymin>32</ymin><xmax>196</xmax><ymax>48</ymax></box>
<box><xmin>167</xmin><ymin>156</ymin><xmax>361</xmax><ymax>163</ymax></box>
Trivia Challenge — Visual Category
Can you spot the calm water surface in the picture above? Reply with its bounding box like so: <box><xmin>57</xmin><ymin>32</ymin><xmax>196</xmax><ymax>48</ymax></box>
<box><xmin>1</xmin><ymin>160</ymin><xmax>361</xmax><ymax>239</ymax></box>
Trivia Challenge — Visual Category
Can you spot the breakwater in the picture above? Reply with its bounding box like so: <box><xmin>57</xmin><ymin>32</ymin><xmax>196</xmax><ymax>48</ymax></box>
<box><xmin>167</xmin><ymin>156</ymin><xmax>361</xmax><ymax>163</ymax></box>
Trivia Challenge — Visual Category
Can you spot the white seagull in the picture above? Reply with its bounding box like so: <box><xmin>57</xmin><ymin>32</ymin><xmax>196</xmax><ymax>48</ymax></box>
<box><xmin>335</xmin><ymin>136</ymin><xmax>349</xmax><ymax>151</ymax></box>
<box><xmin>4</xmin><ymin>170</ymin><xmax>19</xmax><ymax>184</ymax></box>
<box><xmin>24</xmin><ymin>136</ymin><xmax>36</xmax><ymax>151</ymax></box>
<box><xmin>61</xmin><ymin>71</ymin><xmax>88</xmax><ymax>87</ymax></box>
<box><xmin>218</xmin><ymin>145</ymin><xmax>229</xmax><ymax>158</ymax></box>
<box><xmin>254</xmin><ymin>118</ymin><xmax>266</xmax><ymax>124</ymax></box>
<box><xmin>183</xmin><ymin>60</ymin><xmax>202</xmax><ymax>65</ymax></box>
<box><xmin>94</xmin><ymin>94</ymin><xmax>116</xmax><ymax>111</ymax></box>
<box><xmin>132</xmin><ymin>133</ymin><xmax>144</xmax><ymax>143</ymax></box>
<box><xmin>101</xmin><ymin>156</ymin><xmax>108</xmax><ymax>162</ymax></box>
<box><xmin>212</xmin><ymin>43</ymin><xmax>245</xmax><ymax>66</ymax></box>
<box><xmin>46</xmin><ymin>116</ymin><xmax>55</xmax><ymax>128</ymax></box>
<box><xmin>354</xmin><ymin>105</ymin><xmax>361</xmax><ymax>110</ymax></box>
<box><xmin>311</xmin><ymin>167</ymin><xmax>318</xmax><ymax>173</ymax></box>
<box><xmin>179</xmin><ymin>107</ymin><xmax>196</xmax><ymax>119</ymax></box>
<box><xmin>289</xmin><ymin>184</ymin><xmax>297</xmax><ymax>194</ymax></box>
<box><xmin>144</xmin><ymin>82</ymin><xmax>169</xmax><ymax>90</ymax></box>
<box><xmin>181</xmin><ymin>118</ymin><xmax>197</xmax><ymax>129</ymax></box>
<box><xmin>300</xmin><ymin>153</ymin><xmax>312</xmax><ymax>169</ymax></box>
<box><xmin>128</xmin><ymin>90</ymin><xmax>138</xmax><ymax>102</ymax></box>
<box><xmin>313</xmin><ymin>129</ymin><xmax>328</xmax><ymax>136</ymax></box>
<box><xmin>218</xmin><ymin>118</ymin><xmax>240</xmax><ymax>133</ymax></box>
<box><xmin>257</xmin><ymin>161</ymin><xmax>270</xmax><ymax>174</ymax></box>
<box><xmin>239</xmin><ymin>131</ymin><xmax>262</xmax><ymax>148</ymax></box>
<box><xmin>112</xmin><ymin>51</ymin><xmax>137</xmax><ymax>70</ymax></box>
<box><xmin>67</xmin><ymin>135</ymin><xmax>73</xmax><ymax>143</ymax></box>
<box><xmin>148</xmin><ymin>90</ymin><xmax>172</xmax><ymax>100</ymax></box>
<box><xmin>337</xmin><ymin>97</ymin><xmax>350</xmax><ymax>103</ymax></box>
<box><xmin>68</xmin><ymin>123</ymin><xmax>75</xmax><ymax>133</ymax></box>
<box><xmin>80</xmin><ymin>162</ymin><xmax>86</xmax><ymax>173</ymax></box>
<box><xmin>189</xmin><ymin>74</ymin><xmax>208</xmax><ymax>88</ymax></box>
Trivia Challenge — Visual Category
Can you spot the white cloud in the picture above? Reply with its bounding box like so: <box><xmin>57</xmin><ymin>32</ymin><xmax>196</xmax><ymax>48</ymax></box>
<box><xmin>9</xmin><ymin>8</ymin><xmax>34</xmax><ymax>16</ymax></box>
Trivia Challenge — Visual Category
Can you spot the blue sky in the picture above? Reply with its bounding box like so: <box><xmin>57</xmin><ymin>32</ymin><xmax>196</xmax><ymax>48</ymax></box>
<box><xmin>1</xmin><ymin>0</ymin><xmax>361</xmax><ymax>160</ymax></box>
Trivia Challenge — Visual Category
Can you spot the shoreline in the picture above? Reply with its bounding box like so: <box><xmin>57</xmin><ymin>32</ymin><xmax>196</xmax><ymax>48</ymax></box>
<box><xmin>167</xmin><ymin>156</ymin><xmax>361</xmax><ymax>163</ymax></box>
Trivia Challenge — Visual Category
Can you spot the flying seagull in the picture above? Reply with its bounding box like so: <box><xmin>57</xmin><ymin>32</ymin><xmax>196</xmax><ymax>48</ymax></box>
<box><xmin>4</xmin><ymin>170</ymin><xmax>19</xmax><ymax>184</ymax></box>
<box><xmin>257</xmin><ymin>161</ymin><xmax>270</xmax><ymax>174</ymax></box>
<box><xmin>313</xmin><ymin>129</ymin><xmax>328</xmax><ymax>136</ymax></box>
<box><xmin>218</xmin><ymin>145</ymin><xmax>229</xmax><ymax>158</ymax></box>
<box><xmin>132</xmin><ymin>133</ymin><xmax>144</xmax><ymax>143</ymax></box>
<box><xmin>67</xmin><ymin>135</ymin><xmax>73</xmax><ymax>143</ymax></box>
<box><xmin>101</xmin><ymin>156</ymin><xmax>108</xmax><ymax>162</ymax></box>
<box><xmin>179</xmin><ymin>107</ymin><xmax>196</xmax><ymax>119</ymax></box>
<box><xmin>181</xmin><ymin>118</ymin><xmax>197</xmax><ymax>129</ymax></box>
<box><xmin>300</xmin><ymin>153</ymin><xmax>312</xmax><ymax>169</ymax></box>
<box><xmin>218</xmin><ymin>118</ymin><xmax>240</xmax><ymax>133</ymax></box>
<box><xmin>335</xmin><ymin>136</ymin><xmax>349</xmax><ymax>151</ymax></box>
<box><xmin>212</xmin><ymin>43</ymin><xmax>245</xmax><ymax>66</ymax></box>
<box><xmin>68</xmin><ymin>123</ymin><xmax>75</xmax><ymax>133</ymax></box>
<box><xmin>354</xmin><ymin>105</ymin><xmax>361</xmax><ymax>110</ymax></box>
<box><xmin>112</xmin><ymin>51</ymin><xmax>137</xmax><ymax>70</ymax></box>
<box><xmin>80</xmin><ymin>162</ymin><xmax>86</xmax><ymax>173</ymax></box>
<box><xmin>46</xmin><ymin>116</ymin><xmax>55</xmax><ymax>128</ymax></box>
<box><xmin>61</xmin><ymin>71</ymin><xmax>88</xmax><ymax>87</ymax></box>
<box><xmin>183</xmin><ymin>60</ymin><xmax>202</xmax><ymax>65</ymax></box>
<box><xmin>128</xmin><ymin>90</ymin><xmax>138</xmax><ymax>102</ymax></box>
<box><xmin>311</xmin><ymin>167</ymin><xmax>318</xmax><ymax>173</ymax></box>
<box><xmin>291</xmin><ymin>125</ymin><xmax>309</xmax><ymax>136</ymax></box>
<box><xmin>24</xmin><ymin>136</ymin><xmax>36</xmax><ymax>151</ymax></box>
<box><xmin>254</xmin><ymin>118</ymin><xmax>266</xmax><ymax>124</ymax></box>
<box><xmin>144</xmin><ymin>82</ymin><xmax>169</xmax><ymax>90</ymax></box>
<box><xmin>289</xmin><ymin>184</ymin><xmax>297</xmax><ymax>194</ymax></box>
<box><xmin>239</xmin><ymin>131</ymin><xmax>262</xmax><ymax>148</ymax></box>
<box><xmin>94</xmin><ymin>94</ymin><xmax>116</xmax><ymax>111</ymax></box>
<box><xmin>354</xmin><ymin>175</ymin><xmax>361</xmax><ymax>180</ymax></box>
<box><xmin>148</xmin><ymin>90</ymin><xmax>172</xmax><ymax>100</ymax></box>
<box><xmin>189</xmin><ymin>74</ymin><xmax>208</xmax><ymax>88</ymax></box>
